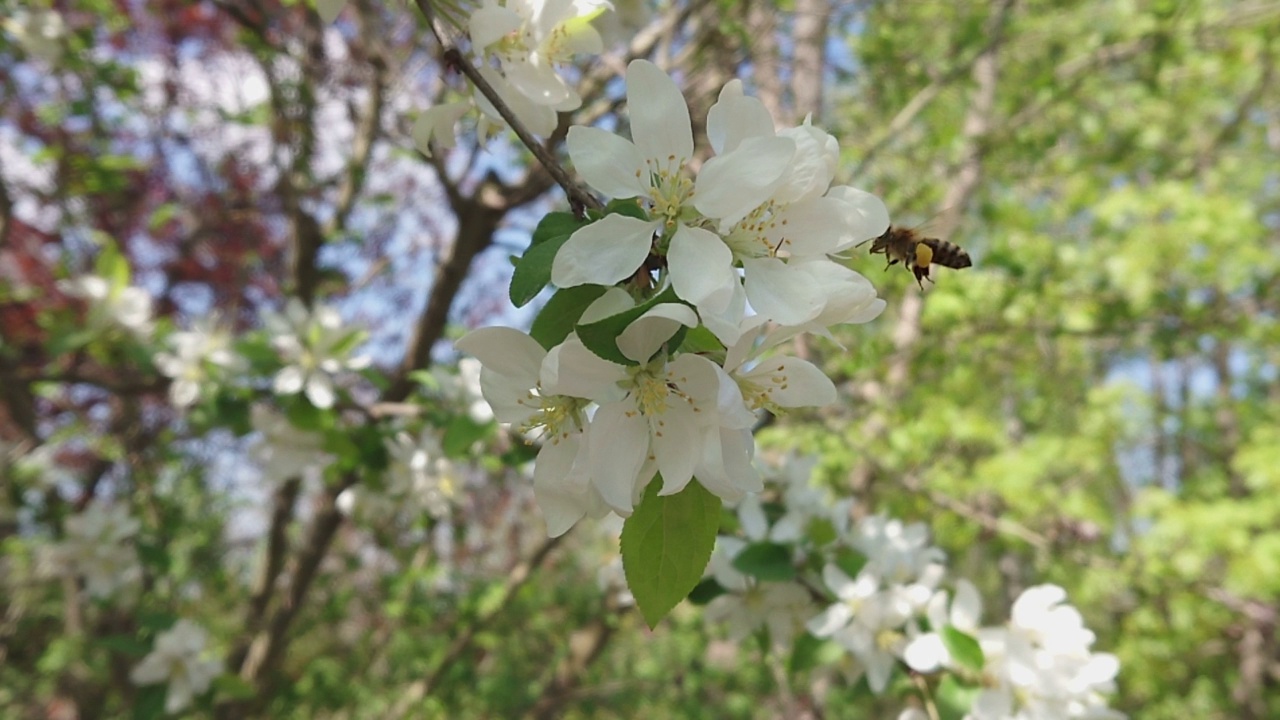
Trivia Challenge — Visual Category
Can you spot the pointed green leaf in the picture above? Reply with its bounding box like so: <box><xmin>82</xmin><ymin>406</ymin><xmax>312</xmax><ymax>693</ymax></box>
<box><xmin>621</xmin><ymin>478</ymin><xmax>721</xmax><ymax>628</ymax></box>
<box><xmin>942</xmin><ymin>625</ymin><xmax>985</xmax><ymax>674</ymax></box>
<box><xmin>577</xmin><ymin>286</ymin><xmax>683</xmax><ymax>365</ymax></box>
<box><xmin>510</xmin><ymin>234</ymin><xmax>571</xmax><ymax>308</ymax></box>
<box><xmin>529</xmin><ymin>284</ymin><xmax>608</xmax><ymax>350</ymax></box>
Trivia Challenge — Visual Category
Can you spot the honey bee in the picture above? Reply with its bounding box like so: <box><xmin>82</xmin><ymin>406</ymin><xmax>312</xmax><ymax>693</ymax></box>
<box><xmin>864</xmin><ymin>226</ymin><xmax>971</xmax><ymax>288</ymax></box>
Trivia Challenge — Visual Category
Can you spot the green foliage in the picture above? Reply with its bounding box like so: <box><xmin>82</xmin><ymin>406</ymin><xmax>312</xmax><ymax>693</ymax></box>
<box><xmin>621</xmin><ymin>479</ymin><xmax>721</xmax><ymax>628</ymax></box>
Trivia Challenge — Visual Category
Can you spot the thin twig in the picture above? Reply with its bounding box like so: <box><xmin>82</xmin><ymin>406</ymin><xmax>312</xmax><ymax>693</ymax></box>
<box><xmin>412</xmin><ymin>0</ymin><xmax>602</xmax><ymax>212</ymax></box>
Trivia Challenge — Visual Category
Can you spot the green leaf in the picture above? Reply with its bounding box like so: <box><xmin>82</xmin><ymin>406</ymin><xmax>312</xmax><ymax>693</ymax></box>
<box><xmin>604</xmin><ymin>198</ymin><xmax>650</xmax><ymax>220</ymax></box>
<box><xmin>531</xmin><ymin>211</ymin><xmax>587</xmax><ymax>247</ymax></box>
<box><xmin>731</xmin><ymin>542</ymin><xmax>797</xmax><ymax>581</ymax></box>
<box><xmin>442</xmin><ymin>414</ymin><xmax>492</xmax><ymax>457</ymax></box>
<box><xmin>935</xmin><ymin>674</ymin><xmax>982</xmax><ymax>720</ymax></box>
<box><xmin>941</xmin><ymin>625</ymin><xmax>985</xmax><ymax>674</ymax></box>
<box><xmin>620</xmin><ymin>478</ymin><xmax>720</xmax><ymax>628</ymax></box>
<box><xmin>832</xmin><ymin>546</ymin><xmax>868</xmax><ymax>582</ymax></box>
<box><xmin>510</xmin><ymin>234</ymin><xmax>572</xmax><ymax>308</ymax></box>
<box><xmin>135</xmin><ymin>611</ymin><xmax>179</xmax><ymax>632</ymax></box>
<box><xmin>98</xmin><ymin>634</ymin><xmax>150</xmax><ymax>658</ymax></box>
<box><xmin>686</xmin><ymin>577</ymin><xmax>726</xmax><ymax>605</ymax></box>
<box><xmin>510</xmin><ymin>211</ymin><xmax>590</xmax><ymax>308</ymax></box>
<box><xmin>285</xmin><ymin>398</ymin><xmax>329</xmax><ymax>431</ymax></box>
<box><xmin>677</xmin><ymin>325</ymin><xmax>725</xmax><ymax>355</ymax></box>
<box><xmin>213</xmin><ymin>674</ymin><xmax>257</xmax><ymax>700</ymax></box>
<box><xmin>133</xmin><ymin>685</ymin><xmax>168</xmax><ymax>720</ymax></box>
<box><xmin>577</xmin><ymin>286</ymin><xmax>683</xmax><ymax>365</ymax></box>
<box><xmin>529</xmin><ymin>285</ymin><xmax>608</xmax><ymax>350</ymax></box>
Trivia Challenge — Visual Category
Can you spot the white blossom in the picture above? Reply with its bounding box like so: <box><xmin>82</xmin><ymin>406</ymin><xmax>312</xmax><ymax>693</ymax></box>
<box><xmin>264</xmin><ymin>299</ymin><xmax>370</xmax><ymax>410</ymax></box>
<box><xmin>469</xmin><ymin>0</ymin><xmax>606</xmax><ymax>111</ymax></box>
<box><xmin>58</xmin><ymin>274</ymin><xmax>153</xmax><ymax>338</ymax></box>
<box><xmin>130</xmin><ymin>619</ymin><xmax>222</xmax><ymax>714</ymax></box>
<box><xmin>968</xmin><ymin>585</ymin><xmax>1125</xmax><ymax>720</ymax></box>
<box><xmin>454</xmin><ymin>326</ymin><xmax>607</xmax><ymax>535</ymax></box>
<box><xmin>55</xmin><ymin>500</ymin><xmax>142</xmax><ymax>599</ymax></box>
<box><xmin>413</xmin><ymin>101</ymin><xmax>471</xmax><ymax>157</ymax></box>
<box><xmin>154</xmin><ymin>314</ymin><xmax>245</xmax><ymax>408</ymax></box>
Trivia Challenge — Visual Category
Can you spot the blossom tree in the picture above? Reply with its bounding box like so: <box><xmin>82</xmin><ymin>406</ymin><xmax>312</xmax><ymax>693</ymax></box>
<box><xmin>12</xmin><ymin>0</ymin><xmax>1276</xmax><ymax>718</ymax></box>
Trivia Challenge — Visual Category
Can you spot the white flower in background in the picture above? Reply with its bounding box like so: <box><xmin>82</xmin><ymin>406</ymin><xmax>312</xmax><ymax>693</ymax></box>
<box><xmin>264</xmin><ymin>299</ymin><xmax>370</xmax><ymax>410</ymax></box>
<box><xmin>969</xmin><ymin>585</ymin><xmax>1125</xmax><ymax>720</ymax></box>
<box><xmin>454</xmin><ymin>326</ymin><xmax>606</xmax><ymax>536</ymax></box>
<box><xmin>807</xmin><ymin>563</ymin><xmax>918</xmax><ymax>693</ymax></box>
<box><xmin>903</xmin><ymin>578</ymin><xmax>983</xmax><ymax>673</ymax></box>
<box><xmin>851</xmin><ymin>514</ymin><xmax>947</xmax><ymax>587</ymax></box>
<box><xmin>469</xmin><ymin>0</ymin><xmax>607</xmax><ymax>110</ymax></box>
<box><xmin>456</xmin><ymin>357</ymin><xmax>495</xmax><ymax>423</ymax></box>
<box><xmin>56</xmin><ymin>500</ymin><xmax>142</xmax><ymax>599</ymax></box>
<box><xmin>154</xmin><ymin>314</ymin><xmax>246</xmax><ymax>408</ymax></box>
<box><xmin>474</xmin><ymin>65</ymin><xmax>559</xmax><ymax>138</ymax></box>
<box><xmin>58</xmin><ymin>274</ymin><xmax>153</xmax><ymax>338</ymax></box>
<box><xmin>130</xmin><ymin>619</ymin><xmax>222</xmax><ymax>714</ymax></box>
<box><xmin>552</xmin><ymin>59</ymin><xmax>795</xmax><ymax>291</ymax></box>
<box><xmin>3</xmin><ymin>9</ymin><xmax>66</xmax><ymax>63</ymax></box>
<box><xmin>703</xmin><ymin>536</ymin><xmax>813</xmax><ymax>650</ymax></box>
<box><xmin>413</xmin><ymin>101</ymin><xmax>472</xmax><ymax>156</ymax></box>
<box><xmin>248</xmin><ymin>404</ymin><xmax>333</xmax><ymax>484</ymax></box>
<box><xmin>384</xmin><ymin>428</ymin><xmax>459</xmax><ymax>519</ymax></box>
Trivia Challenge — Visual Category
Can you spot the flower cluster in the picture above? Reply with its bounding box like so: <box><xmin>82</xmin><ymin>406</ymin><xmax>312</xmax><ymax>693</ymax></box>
<box><xmin>458</xmin><ymin>61</ymin><xmax>886</xmax><ymax>537</ymax></box>
<box><xmin>415</xmin><ymin>0</ymin><xmax>612</xmax><ymax>155</ymax></box>
<box><xmin>958</xmin><ymin>585</ymin><xmax>1124</xmax><ymax>720</ymax></box>
<box><xmin>51</xmin><ymin>500</ymin><xmax>142</xmax><ymax>599</ymax></box>
<box><xmin>699</xmin><ymin>456</ymin><xmax>1125</xmax><ymax>719</ymax></box>
<box><xmin>130</xmin><ymin>619</ymin><xmax>223</xmax><ymax>714</ymax></box>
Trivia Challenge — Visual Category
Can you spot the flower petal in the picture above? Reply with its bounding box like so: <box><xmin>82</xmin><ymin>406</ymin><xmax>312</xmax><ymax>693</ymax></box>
<box><xmin>625</xmin><ymin>59</ymin><xmax>694</xmax><ymax>166</ymax></box>
<box><xmin>551</xmin><ymin>214</ymin><xmax>657</xmax><ymax>288</ymax></box>
<box><xmin>827</xmin><ymin>185</ymin><xmax>892</xmax><ymax>252</ymax></box>
<box><xmin>617</xmin><ymin>302</ymin><xmax>698</xmax><ymax>362</ymax></box>
<box><xmin>455</xmin><ymin>327</ymin><xmax>545</xmax><ymax>388</ymax></box>
<box><xmin>706</xmin><ymin>79</ymin><xmax>775</xmax><ymax>155</ymax></box>
<box><xmin>588</xmin><ymin>401</ymin><xmax>651</xmax><ymax>512</ymax></box>
<box><xmin>742</xmin><ymin>257</ymin><xmax>825</xmax><ymax>326</ymax></box>
<box><xmin>694</xmin><ymin>135</ymin><xmax>796</xmax><ymax>226</ymax></box>
<box><xmin>566</xmin><ymin>126</ymin><xmax>649</xmax><ymax>198</ymax></box>
<box><xmin>667</xmin><ymin>225</ymin><xmax>737</xmax><ymax>309</ymax></box>
<box><xmin>534</xmin><ymin>434</ymin><xmax>590</xmax><ymax>536</ymax></box>
<box><xmin>469</xmin><ymin>6</ymin><xmax>522</xmax><ymax>51</ymax></box>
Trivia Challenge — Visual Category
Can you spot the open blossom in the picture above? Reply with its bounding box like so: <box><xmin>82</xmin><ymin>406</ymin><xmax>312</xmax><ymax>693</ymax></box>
<box><xmin>540</xmin><ymin>302</ymin><xmax>737</xmax><ymax>512</ymax></box>
<box><xmin>454</xmin><ymin>326</ymin><xmax>607</xmax><ymax>536</ymax></box>
<box><xmin>552</xmin><ymin>59</ymin><xmax>796</xmax><ymax>292</ymax></box>
<box><xmin>550</xmin><ymin>59</ymin><xmax>887</xmax><ymax>346</ymax></box>
<box><xmin>469</xmin><ymin>0</ymin><xmax>607</xmax><ymax>111</ymax></box>
<box><xmin>806</xmin><ymin>564</ymin><xmax>921</xmax><ymax>693</ymax></box>
<box><xmin>968</xmin><ymin>585</ymin><xmax>1125</xmax><ymax>720</ymax></box>
<box><xmin>154</xmin><ymin>314</ymin><xmax>245</xmax><ymax>408</ymax></box>
<box><xmin>130</xmin><ymin>619</ymin><xmax>222</xmax><ymax>714</ymax></box>
<box><xmin>383</xmin><ymin>428</ymin><xmax>459</xmax><ymax>519</ymax></box>
<box><xmin>58</xmin><ymin>274</ymin><xmax>153</xmax><ymax>338</ymax></box>
<box><xmin>55</xmin><ymin>500</ymin><xmax>142</xmax><ymax>599</ymax></box>
<box><xmin>264</xmin><ymin>299</ymin><xmax>370</xmax><ymax>409</ymax></box>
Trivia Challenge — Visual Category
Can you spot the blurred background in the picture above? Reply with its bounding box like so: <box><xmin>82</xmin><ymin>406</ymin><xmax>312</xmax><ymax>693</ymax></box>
<box><xmin>2</xmin><ymin>0</ymin><xmax>1278</xmax><ymax>718</ymax></box>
